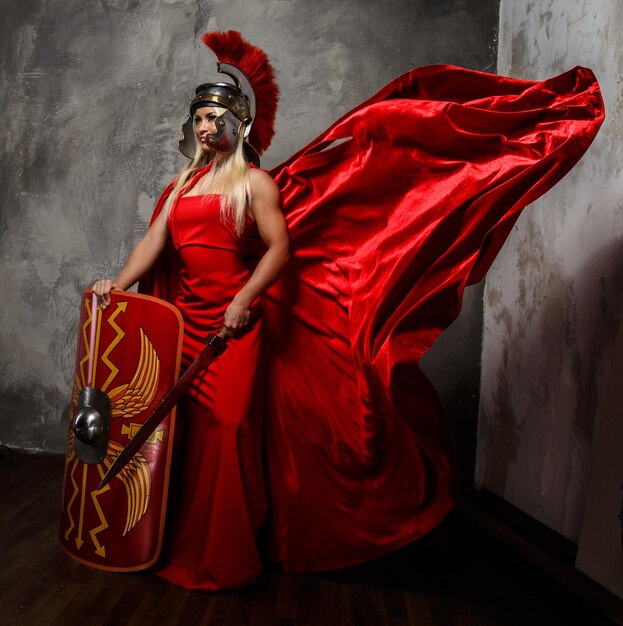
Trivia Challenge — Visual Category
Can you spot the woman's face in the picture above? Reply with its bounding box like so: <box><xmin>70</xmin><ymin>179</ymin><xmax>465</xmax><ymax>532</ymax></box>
<box><xmin>193</xmin><ymin>106</ymin><xmax>219</xmax><ymax>153</ymax></box>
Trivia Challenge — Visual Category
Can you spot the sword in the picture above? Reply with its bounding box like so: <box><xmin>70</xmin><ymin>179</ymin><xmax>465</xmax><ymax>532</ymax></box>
<box><xmin>98</xmin><ymin>328</ymin><xmax>229</xmax><ymax>489</ymax></box>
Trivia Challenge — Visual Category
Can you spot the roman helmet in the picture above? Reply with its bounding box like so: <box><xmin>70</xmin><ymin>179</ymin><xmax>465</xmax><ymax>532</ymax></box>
<box><xmin>178</xmin><ymin>31</ymin><xmax>280</xmax><ymax>167</ymax></box>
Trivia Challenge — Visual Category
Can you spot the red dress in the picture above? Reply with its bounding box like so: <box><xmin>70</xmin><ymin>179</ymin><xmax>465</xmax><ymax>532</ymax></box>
<box><xmin>155</xmin><ymin>194</ymin><xmax>266</xmax><ymax>590</ymax></box>
<box><xmin>141</xmin><ymin>65</ymin><xmax>604</xmax><ymax>585</ymax></box>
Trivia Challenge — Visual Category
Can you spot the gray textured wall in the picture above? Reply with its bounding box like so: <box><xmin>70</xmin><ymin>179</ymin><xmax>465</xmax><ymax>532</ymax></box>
<box><xmin>0</xmin><ymin>0</ymin><xmax>498</xmax><ymax>456</ymax></box>
<box><xmin>476</xmin><ymin>0</ymin><xmax>623</xmax><ymax>540</ymax></box>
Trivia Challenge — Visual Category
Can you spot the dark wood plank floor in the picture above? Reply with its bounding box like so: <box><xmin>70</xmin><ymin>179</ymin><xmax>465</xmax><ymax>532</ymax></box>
<box><xmin>0</xmin><ymin>451</ymin><xmax>613</xmax><ymax>626</ymax></box>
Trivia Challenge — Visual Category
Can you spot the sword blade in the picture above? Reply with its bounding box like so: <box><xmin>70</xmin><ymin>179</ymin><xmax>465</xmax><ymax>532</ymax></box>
<box><xmin>98</xmin><ymin>329</ymin><xmax>228</xmax><ymax>489</ymax></box>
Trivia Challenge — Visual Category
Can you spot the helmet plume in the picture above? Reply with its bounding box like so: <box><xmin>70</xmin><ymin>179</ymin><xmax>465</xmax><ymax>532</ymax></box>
<box><xmin>202</xmin><ymin>31</ymin><xmax>279</xmax><ymax>155</ymax></box>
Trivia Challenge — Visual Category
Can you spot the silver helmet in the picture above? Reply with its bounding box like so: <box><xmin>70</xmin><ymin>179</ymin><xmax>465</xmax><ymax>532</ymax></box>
<box><xmin>178</xmin><ymin>63</ymin><xmax>261</xmax><ymax>166</ymax></box>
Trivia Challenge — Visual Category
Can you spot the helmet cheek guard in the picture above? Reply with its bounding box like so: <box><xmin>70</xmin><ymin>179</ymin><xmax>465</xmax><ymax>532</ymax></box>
<box><xmin>178</xmin><ymin>107</ymin><xmax>246</xmax><ymax>159</ymax></box>
<box><xmin>207</xmin><ymin>109</ymin><xmax>245</xmax><ymax>153</ymax></box>
<box><xmin>178</xmin><ymin>116</ymin><xmax>196</xmax><ymax>159</ymax></box>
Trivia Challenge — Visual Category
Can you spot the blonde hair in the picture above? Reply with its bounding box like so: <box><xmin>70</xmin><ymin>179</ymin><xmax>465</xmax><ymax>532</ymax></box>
<box><xmin>164</xmin><ymin>107</ymin><xmax>252</xmax><ymax>235</ymax></box>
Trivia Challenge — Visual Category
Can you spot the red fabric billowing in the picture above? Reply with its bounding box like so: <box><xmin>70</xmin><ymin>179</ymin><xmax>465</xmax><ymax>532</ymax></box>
<box><xmin>141</xmin><ymin>65</ymin><xmax>603</xmax><ymax>577</ymax></box>
<box><xmin>262</xmin><ymin>65</ymin><xmax>603</xmax><ymax>571</ymax></box>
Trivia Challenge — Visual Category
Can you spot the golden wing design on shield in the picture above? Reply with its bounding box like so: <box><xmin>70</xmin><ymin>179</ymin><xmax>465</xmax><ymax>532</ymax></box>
<box><xmin>103</xmin><ymin>327</ymin><xmax>160</xmax><ymax>533</ymax></box>
<box><xmin>108</xmin><ymin>328</ymin><xmax>160</xmax><ymax>418</ymax></box>
<box><xmin>103</xmin><ymin>440</ymin><xmax>151</xmax><ymax>535</ymax></box>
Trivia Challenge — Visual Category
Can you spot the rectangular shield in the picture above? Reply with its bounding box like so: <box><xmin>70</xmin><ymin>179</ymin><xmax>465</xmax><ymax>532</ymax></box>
<box><xmin>58</xmin><ymin>289</ymin><xmax>183</xmax><ymax>571</ymax></box>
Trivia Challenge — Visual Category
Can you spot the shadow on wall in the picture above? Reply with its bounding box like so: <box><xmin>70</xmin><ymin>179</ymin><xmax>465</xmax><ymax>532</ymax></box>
<box><xmin>476</xmin><ymin>234</ymin><xmax>623</xmax><ymax>539</ymax></box>
<box><xmin>421</xmin><ymin>281</ymin><xmax>485</xmax><ymax>483</ymax></box>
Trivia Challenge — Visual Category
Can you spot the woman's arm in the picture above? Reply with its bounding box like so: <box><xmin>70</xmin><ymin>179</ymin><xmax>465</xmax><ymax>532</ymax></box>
<box><xmin>92</xmin><ymin>209</ymin><xmax>169</xmax><ymax>309</ymax></box>
<box><xmin>224</xmin><ymin>169</ymin><xmax>289</xmax><ymax>333</ymax></box>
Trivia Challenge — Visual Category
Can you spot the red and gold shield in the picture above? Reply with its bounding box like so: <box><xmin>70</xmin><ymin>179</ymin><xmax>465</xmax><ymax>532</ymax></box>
<box><xmin>59</xmin><ymin>289</ymin><xmax>183</xmax><ymax>571</ymax></box>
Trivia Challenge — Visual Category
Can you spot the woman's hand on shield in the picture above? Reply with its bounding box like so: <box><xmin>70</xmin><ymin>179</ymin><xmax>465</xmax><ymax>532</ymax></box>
<box><xmin>92</xmin><ymin>279</ymin><xmax>119</xmax><ymax>310</ymax></box>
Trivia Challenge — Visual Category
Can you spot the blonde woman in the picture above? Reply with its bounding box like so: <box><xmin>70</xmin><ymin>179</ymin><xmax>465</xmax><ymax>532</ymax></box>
<box><xmin>90</xmin><ymin>30</ymin><xmax>605</xmax><ymax>591</ymax></box>
<box><xmin>93</xmin><ymin>35</ymin><xmax>288</xmax><ymax>590</ymax></box>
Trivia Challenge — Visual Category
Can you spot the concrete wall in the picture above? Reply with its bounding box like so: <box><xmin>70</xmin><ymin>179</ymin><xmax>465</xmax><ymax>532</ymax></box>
<box><xmin>0</xmin><ymin>0</ymin><xmax>498</xmax><ymax>455</ymax></box>
<box><xmin>476</xmin><ymin>1</ymin><xmax>623</xmax><ymax>540</ymax></box>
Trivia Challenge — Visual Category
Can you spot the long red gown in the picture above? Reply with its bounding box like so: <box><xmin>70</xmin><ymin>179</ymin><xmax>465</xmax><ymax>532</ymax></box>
<box><xmin>141</xmin><ymin>64</ymin><xmax>604</xmax><ymax>587</ymax></box>
<box><xmin>154</xmin><ymin>193</ymin><xmax>267</xmax><ymax>590</ymax></box>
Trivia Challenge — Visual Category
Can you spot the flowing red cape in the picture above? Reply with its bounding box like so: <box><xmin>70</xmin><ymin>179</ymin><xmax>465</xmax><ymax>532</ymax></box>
<box><xmin>141</xmin><ymin>64</ymin><xmax>604</xmax><ymax>572</ymax></box>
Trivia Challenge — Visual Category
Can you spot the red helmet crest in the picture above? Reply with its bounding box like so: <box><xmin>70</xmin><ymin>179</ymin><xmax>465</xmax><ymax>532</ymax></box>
<box><xmin>202</xmin><ymin>31</ymin><xmax>279</xmax><ymax>156</ymax></box>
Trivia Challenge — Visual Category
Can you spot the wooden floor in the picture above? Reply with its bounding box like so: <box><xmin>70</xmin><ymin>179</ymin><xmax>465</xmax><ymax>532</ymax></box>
<box><xmin>0</xmin><ymin>451</ymin><xmax>615</xmax><ymax>626</ymax></box>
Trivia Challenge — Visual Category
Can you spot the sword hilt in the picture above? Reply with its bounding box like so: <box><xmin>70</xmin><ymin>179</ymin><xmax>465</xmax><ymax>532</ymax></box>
<box><xmin>97</xmin><ymin>326</ymin><xmax>230</xmax><ymax>490</ymax></box>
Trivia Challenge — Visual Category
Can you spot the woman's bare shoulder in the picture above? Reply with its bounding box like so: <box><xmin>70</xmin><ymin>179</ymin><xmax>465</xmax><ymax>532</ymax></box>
<box><xmin>249</xmin><ymin>167</ymin><xmax>279</xmax><ymax>196</ymax></box>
